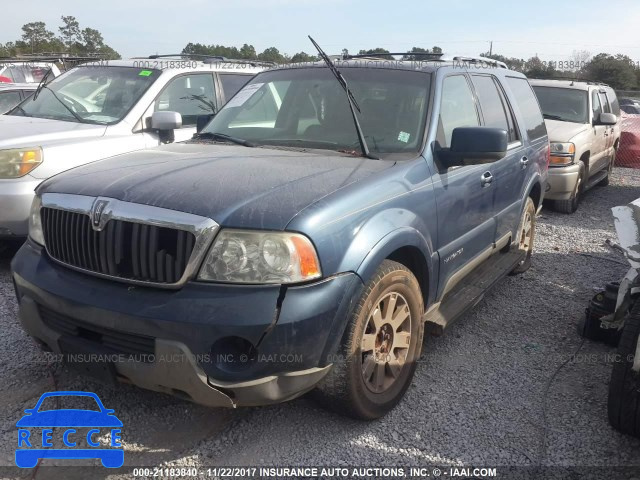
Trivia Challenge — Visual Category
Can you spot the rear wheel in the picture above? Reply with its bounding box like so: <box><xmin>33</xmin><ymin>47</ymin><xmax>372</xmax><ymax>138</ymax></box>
<box><xmin>511</xmin><ymin>197</ymin><xmax>536</xmax><ymax>275</ymax></box>
<box><xmin>608</xmin><ymin>300</ymin><xmax>640</xmax><ymax>438</ymax></box>
<box><xmin>554</xmin><ymin>164</ymin><xmax>584</xmax><ymax>214</ymax></box>
<box><xmin>313</xmin><ymin>260</ymin><xmax>424</xmax><ymax>419</ymax></box>
<box><xmin>599</xmin><ymin>151</ymin><xmax>615</xmax><ymax>187</ymax></box>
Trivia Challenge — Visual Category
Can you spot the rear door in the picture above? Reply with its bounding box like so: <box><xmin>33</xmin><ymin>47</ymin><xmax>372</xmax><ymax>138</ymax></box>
<box><xmin>431</xmin><ymin>74</ymin><xmax>497</xmax><ymax>298</ymax></box>
<box><xmin>471</xmin><ymin>74</ymin><xmax>526</xmax><ymax>243</ymax></box>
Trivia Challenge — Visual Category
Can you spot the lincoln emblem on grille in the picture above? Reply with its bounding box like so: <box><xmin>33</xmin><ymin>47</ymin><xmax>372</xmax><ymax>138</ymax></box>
<box><xmin>91</xmin><ymin>200</ymin><xmax>109</xmax><ymax>230</ymax></box>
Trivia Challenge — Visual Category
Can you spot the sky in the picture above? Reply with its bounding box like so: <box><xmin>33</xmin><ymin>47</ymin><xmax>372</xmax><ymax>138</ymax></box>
<box><xmin>3</xmin><ymin>0</ymin><xmax>640</xmax><ymax>64</ymax></box>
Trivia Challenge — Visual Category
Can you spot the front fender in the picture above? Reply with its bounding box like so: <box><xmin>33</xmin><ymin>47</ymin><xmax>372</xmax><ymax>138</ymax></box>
<box><xmin>337</xmin><ymin>210</ymin><xmax>437</xmax><ymax>306</ymax></box>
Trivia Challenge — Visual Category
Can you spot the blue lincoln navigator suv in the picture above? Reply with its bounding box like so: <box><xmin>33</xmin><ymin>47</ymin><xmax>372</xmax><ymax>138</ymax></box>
<box><xmin>12</xmin><ymin>52</ymin><xmax>548</xmax><ymax>419</ymax></box>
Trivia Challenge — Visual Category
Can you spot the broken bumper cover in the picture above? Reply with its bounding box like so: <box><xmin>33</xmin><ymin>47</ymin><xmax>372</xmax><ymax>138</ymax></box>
<box><xmin>12</xmin><ymin>241</ymin><xmax>363</xmax><ymax>407</ymax></box>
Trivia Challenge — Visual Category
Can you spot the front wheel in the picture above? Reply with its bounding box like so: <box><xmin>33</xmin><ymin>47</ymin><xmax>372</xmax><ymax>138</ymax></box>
<box><xmin>313</xmin><ymin>260</ymin><xmax>424</xmax><ymax>419</ymax></box>
<box><xmin>511</xmin><ymin>197</ymin><xmax>536</xmax><ymax>275</ymax></box>
<box><xmin>554</xmin><ymin>165</ymin><xmax>584</xmax><ymax>214</ymax></box>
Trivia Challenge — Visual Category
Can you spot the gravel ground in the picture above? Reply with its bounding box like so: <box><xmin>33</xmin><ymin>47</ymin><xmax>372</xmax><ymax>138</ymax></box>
<box><xmin>1</xmin><ymin>168</ymin><xmax>640</xmax><ymax>479</ymax></box>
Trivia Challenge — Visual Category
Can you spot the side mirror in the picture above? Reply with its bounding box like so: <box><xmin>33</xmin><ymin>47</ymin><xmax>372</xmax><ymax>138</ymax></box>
<box><xmin>151</xmin><ymin>111</ymin><xmax>182</xmax><ymax>144</ymax></box>
<box><xmin>437</xmin><ymin>127</ymin><xmax>508</xmax><ymax>168</ymax></box>
<box><xmin>595</xmin><ymin>112</ymin><xmax>617</xmax><ymax>126</ymax></box>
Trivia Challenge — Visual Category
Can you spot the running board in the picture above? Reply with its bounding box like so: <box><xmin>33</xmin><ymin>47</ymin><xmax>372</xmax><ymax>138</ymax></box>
<box><xmin>424</xmin><ymin>250</ymin><xmax>525</xmax><ymax>336</ymax></box>
<box><xmin>585</xmin><ymin>170</ymin><xmax>608</xmax><ymax>189</ymax></box>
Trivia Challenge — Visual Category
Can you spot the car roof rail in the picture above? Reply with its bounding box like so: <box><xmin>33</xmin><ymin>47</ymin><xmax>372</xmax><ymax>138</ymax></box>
<box><xmin>440</xmin><ymin>55</ymin><xmax>508</xmax><ymax>69</ymax></box>
<box><xmin>342</xmin><ymin>52</ymin><xmax>444</xmax><ymax>60</ymax></box>
<box><xmin>536</xmin><ymin>76</ymin><xmax>610</xmax><ymax>87</ymax></box>
<box><xmin>147</xmin><ymin>54</ymin><xmax>276</xmax><ymax>67</ymax></box>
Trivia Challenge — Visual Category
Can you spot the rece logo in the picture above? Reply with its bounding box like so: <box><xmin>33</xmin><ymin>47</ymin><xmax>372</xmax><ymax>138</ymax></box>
<box><xmin>16</xmin><ymin>391</ymin><xmax>123</xmax><ymax>468</ymax></box>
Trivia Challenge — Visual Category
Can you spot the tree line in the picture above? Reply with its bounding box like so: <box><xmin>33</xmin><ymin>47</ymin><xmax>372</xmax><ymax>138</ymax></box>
<box><xmin>0</xmin><ymin>16</ymin><xmax>120</xmax><ymax>59</ymax></box>
<box><xmin>2</xmin><ymin>18</ymin><xmax>639</xmax><ymax>91</ymax></box>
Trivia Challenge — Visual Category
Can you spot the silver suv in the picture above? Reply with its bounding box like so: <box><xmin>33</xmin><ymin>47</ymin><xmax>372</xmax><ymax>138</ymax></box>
<box><xmin>0</xmin><ymin>56</ymin><xmax>268</xmax><ymax>237</ymax></box>
<box><xmin>530</xmin><ymin>79</ymin><xmax>620</xmax><ymax>213</ymax></box>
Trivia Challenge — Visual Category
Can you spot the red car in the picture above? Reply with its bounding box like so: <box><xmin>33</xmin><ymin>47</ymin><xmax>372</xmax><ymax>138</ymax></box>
<box><xmin>616</xmin><ymin>112</ymin><xmax>640</xmax><ymax>168</ymax></box>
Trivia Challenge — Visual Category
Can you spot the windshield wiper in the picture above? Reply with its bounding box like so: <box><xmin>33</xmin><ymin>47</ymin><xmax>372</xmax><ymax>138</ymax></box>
<box><xmin>40</xmin><ymin>85</ymin><xmax>87</xmax><ymax>123</ymax></box>
<box><xmin>192</xmin><ymin>132</ymin><xmax>254</xmax><ymax>147</ymax></box>
<box><xmin>308</xmin><ymin>36</ymin><xmax>378</xmax><ymax>160</ymax></box>
<box><xmin>9</xmin><ymin>105</ymin><xmax>30</xmax><ymax>117</ymax></box>
<box><xmin>32</xmin><ymin>67</ymin><xmax>53</xmax><ymax>101</ymax></box>
<box><xmin>543</xmin><ymin>114</ymin><xmax>564</xmax><ymax>121</ymax></box>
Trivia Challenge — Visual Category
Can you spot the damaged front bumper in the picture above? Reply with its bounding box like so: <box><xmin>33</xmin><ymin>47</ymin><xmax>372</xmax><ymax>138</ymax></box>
<box><xmin>12</xmin><ymin>241</ymin><xmax>363</xmax><ymax>407</ymax></box>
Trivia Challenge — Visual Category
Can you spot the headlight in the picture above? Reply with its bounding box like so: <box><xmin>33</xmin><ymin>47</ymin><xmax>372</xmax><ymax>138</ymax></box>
<box><xmin>28</xmin><ymin>196</ymin><xmax>45</xmax><ymax>246</ymax></box>
<box><xmin>549</xmin><ymin>142</ymin><xmax>575</xmax><ymax>166</ymax></box>
<box><xmin>0</xmin><ymin>147</ymin><xmax>43</xmax><ymax>178</ymax></box>
<box><xmin>198</xmin><ymin>229</ymin><xmax>322</xmax><ymax>284</ymax></box>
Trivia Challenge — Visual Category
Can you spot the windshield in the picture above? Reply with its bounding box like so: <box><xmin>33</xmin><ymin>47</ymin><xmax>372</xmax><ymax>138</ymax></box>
<box><xmin>532</xmin><ymin>86</ymin><xmax>588</xmax><ymax>124</ymax></box>
<box><xmin>11</xmin><ymin>66</ymin><xmax>158</xmax><ymax>125</ymax></box>
<box><xmin>201</xmin><ymin>68</ymin><xmax>431</xmax><ymax>157</ymax></box>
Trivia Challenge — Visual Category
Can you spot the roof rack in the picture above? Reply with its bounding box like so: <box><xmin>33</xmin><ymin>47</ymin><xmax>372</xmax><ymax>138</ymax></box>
<box><xmin>343</xmin><ymin>52</ymin><xmax>444</xmax><ymax>60</ymax></box>
<box><xmin>440</xmin><ymin>55</ymin><xmax>508</xmax><ymax>69</ymax></box>
<box><xmin>147</xmin><ymin>54</ymin><xmax>276</xmax><ymax>67</ymax></box>
<box><xmin>539</xmin><ymin>76</ymin><xmax>609</xmax><ymax>87</ymax></box>
<box><xmin>341</xmin><ymin>52</ymin><xmax>508</xmax><ymax>69</ymax></box>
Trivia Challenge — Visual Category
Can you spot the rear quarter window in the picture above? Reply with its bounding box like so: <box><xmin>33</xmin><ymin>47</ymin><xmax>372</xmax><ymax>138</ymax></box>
<box><xmin>506</xmin><ymin>77</ymin><xmax>546</xmax><ymax>141</ymax></box>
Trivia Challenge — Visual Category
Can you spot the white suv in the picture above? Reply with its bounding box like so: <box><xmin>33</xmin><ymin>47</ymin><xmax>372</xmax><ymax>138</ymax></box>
<box><xmin>0</xmin><ymin>56</ymin><xmax>268</xmax><ymax>237</ymax></box>
<box><xmin>530</xmin><ymin>79</ymin><xmax>620</xmax><ymax>213</ymax></box>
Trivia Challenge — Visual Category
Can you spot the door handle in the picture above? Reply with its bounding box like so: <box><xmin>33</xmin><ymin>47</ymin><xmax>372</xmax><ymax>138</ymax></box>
<box><xmin>520</xmin><ymin>156</ymin><xmax>529</xmax><ymax>168</ymax></box>
<box><xmin>481</xmin><ymin>171</ymin><xmax>493</xmax><ymax>187</ymax></box>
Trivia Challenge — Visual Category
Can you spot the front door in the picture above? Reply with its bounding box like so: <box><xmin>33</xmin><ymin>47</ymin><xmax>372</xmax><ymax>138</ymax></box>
<box><xmin>431</xmin><ymin>74</ymin><xmax>497</xmax><ymax>299</ymax></box>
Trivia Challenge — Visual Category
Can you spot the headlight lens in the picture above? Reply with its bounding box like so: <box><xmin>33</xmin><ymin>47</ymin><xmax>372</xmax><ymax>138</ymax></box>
<box><xmin>549</xmin><ymin>142</ymin><xmax>575</xmax><ymax>166</ymax></box>
<box><xmin>0</xmin><ymin>147</ymin><xmax>43</xmax><ymax>178</ymax></box>
<box><xmin>198</xmin><ymin>229</ymin><xmax>321</xmax><ymax>284</ymax></box>
<box><xmin>28</xmin><ymin>196</ymin><xmax>45</xmax><ymax>246</ymax></box>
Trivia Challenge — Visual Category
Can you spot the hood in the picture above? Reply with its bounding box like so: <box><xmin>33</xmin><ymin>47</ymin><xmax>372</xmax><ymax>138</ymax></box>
<box><xmin>0</xmin><ymin>115</ymin><xmax>106</xmax><ymax>149</ymax></box>
<box><xmin>543</xmin><ymin>119</ymin><xmax>589</xmax><ymax>143</ymax></box>
<box><xmin>39</xmin><ymin>143</ymin><xmax>394</xmax><ymax>230</ymax></box>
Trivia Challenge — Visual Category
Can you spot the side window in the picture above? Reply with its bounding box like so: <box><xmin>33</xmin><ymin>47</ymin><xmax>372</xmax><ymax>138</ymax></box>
<box><xmin>436</xmin><ymin>75</ymin><xmax>479</xmax><ymax>148</ymax></box>
<box><xmin>154</xmin><ymin>74</ymin><xmax>216</xmax><ymax>127</ymax></box>
<box><xmin>471</xmin><ymin>75</ymin><xmax>518</xmax><ymax>143</ymax></box>
<box><xmin>505</xmin><ymin>77</ymin><xmax>546</xmax><ymax>140</ymax></box>
<box><xmin>219</xmin><ymin>74</ymin><xmax>251</xmax><ymax>102</ymax></box>
<box><xmin>599</xmin><ymin>92</ymin><xmax>611</xmax><ymax>113</ymax></box>
<box><xmin>0</xmin><ymin>91</ymin><xmax>21</xmax><ymax>113</ymax></box>
<box><xmin>591</xmin><ymin>90</ymin><xmax>602</xmax><ymax>120</ymax></box>
<box><xmin>5</xmin><ymin>67</ymin><xmax>25</xmax><ymax>83</ymax></box>
<box><xmin>606</xmin><ymin>90</ymin><xmax>620</xmax><ymax>116</ymax></box>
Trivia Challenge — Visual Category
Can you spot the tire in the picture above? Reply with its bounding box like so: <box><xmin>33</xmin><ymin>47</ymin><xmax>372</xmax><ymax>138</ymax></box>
<box><xmin>554</xmin><ymin>164</ymin><xmax>584</xmax><ymax>214</ymax></box>
<box><xmin>599</xmin><ymin>151</ymin><xmax>615</xmax><ymax>187</ymax></box>
<box><xmin>608</xmin><ymin>300</ymin><xmax>640</xmax><ymax>438</ymax></box>
<box><xmin>313</xmin><ymin>260</ymin><xmax>424</xmax><ymax>420</ymax></box>
<box><xmin>510</xmin><ymin>197</ymin><xmax>536</xmax><ymax>275</ymax></box>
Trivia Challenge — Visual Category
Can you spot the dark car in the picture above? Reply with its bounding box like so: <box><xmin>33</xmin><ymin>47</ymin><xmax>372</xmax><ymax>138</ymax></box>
<box><xmin>12</xmin><ymin>55</ymin><xmax>549</xmax><ymax>419</ymax></box>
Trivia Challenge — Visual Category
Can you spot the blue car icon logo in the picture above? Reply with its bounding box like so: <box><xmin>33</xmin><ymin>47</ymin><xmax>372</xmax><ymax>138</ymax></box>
<box><xmin>16</xmin><ymin>391</ymin><xmax>123</xmax><ymax>468</ymax></box>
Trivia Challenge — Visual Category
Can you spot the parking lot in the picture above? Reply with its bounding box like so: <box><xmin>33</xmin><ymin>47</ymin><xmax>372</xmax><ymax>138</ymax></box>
<box><xmin>0</xmin><ymin>169</ymin><xmax>638</xmax><ymax>477</ymax></box>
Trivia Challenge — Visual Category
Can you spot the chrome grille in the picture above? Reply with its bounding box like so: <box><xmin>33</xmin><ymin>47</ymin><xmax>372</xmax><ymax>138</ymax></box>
<box><xmin>42</xmin><ymin>207</ymin><xmax>197</xmax><ymax>284</ymax></box>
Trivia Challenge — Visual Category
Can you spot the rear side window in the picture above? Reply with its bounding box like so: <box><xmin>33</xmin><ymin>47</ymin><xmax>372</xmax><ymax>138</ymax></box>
<box><xmin>219</xmin><ymin>74</ymin><xmax>251</xmax><ymax>101</ymax></box>
<box><xmin>506</xmin><ymin>77</ymin><xmax>546</xmax><ymax>140</ymax></box>
<box><xmin>471</xmin><ymin>75</ymin><xmax>519</xmax><ymax>143</ymax></box>
<box><xmin>436</xmin><ymin>75</ymin><xmax>479</xmax><ymax>148</ymax></box>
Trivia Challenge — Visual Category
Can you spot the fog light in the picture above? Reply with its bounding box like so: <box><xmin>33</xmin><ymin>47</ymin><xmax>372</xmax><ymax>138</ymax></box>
<box><xmin>210</xmin><ymin>336</ymin><xmax>257</xmax><ymax>373</ymax></box>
